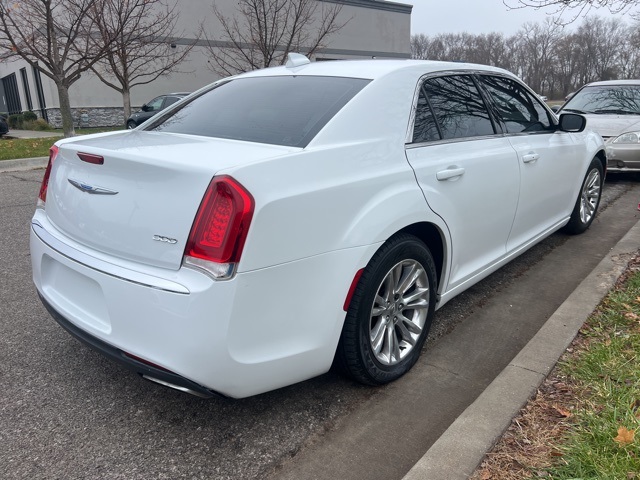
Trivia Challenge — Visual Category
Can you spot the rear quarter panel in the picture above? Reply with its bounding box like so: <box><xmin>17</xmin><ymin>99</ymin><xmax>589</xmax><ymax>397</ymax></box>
<box><xmin>223</xmin><ymin>68</ymin><xmax>451</xmax><ymax>273</ymax></box>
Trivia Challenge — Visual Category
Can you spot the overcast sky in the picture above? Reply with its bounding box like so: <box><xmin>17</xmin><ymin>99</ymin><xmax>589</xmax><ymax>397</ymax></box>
<box><xmin>409</xmin><ymin>0</ymin><xmax>620</xmax><ymax>36</ymax></box>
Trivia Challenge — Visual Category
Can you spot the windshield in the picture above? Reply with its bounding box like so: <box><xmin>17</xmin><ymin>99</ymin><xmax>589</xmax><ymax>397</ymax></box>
<box><xmin>563</xmin><ymin>85</ymin><xmax>640</xmax><ymax>115</ymax></box>
<box><xmin>147</xmin><ymin>75</ymin><xmax>370</xmax><ymax>148</ymax></box>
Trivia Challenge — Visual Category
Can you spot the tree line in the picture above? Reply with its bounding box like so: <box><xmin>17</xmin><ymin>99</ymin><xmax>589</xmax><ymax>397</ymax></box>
<box><xmin>411</xmin><ymin>16</ymin><xmax>640</xmax><ymax>99</ymax></box>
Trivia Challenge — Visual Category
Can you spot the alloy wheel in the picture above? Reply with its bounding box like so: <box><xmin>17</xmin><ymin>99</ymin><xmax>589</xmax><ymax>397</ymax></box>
<box><xmin>579</xmin><ymin>169</ymin><xmax>601</xmax><ymax>224</ymax></box>
<box><xmin>368</xmin><ymin>259</ymin><xmax>430</xmax><ymax>365</ymax></box>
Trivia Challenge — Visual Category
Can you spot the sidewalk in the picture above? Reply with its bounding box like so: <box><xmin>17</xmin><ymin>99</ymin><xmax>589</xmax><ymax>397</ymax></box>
<box><xmin>0</xmin><ymin>156</ymin><xmax>48</xmax><ymax>173</ymax></box>
<box><xmin>4</xmin><ymin>129</ymin><xmax>63</xmax><ymax>139</ymax></box>
<box><xmin>402</xmin><ymin>216</ymin><xmax>640</xmax><ymax>480</ymax></box>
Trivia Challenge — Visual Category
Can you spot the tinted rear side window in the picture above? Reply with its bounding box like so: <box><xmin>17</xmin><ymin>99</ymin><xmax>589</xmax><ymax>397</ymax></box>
<box><xmin>162</xmin><ymin>96</ymin><xmax>182</xmax><ymax>109</ymax></box>
<box><xmin>148</xmin><ymin>76</ymin><xmax>370</xmax><ymax>148</ymax></box>
<box><xmin>422</xmin><ymin>75</ymin><xmax>495</xmax><ymax>140</ymax></box>
<box><xmin>413</xmin><ymin>87</ymin><xmax>441</xmax><ymax>143</ymax></box>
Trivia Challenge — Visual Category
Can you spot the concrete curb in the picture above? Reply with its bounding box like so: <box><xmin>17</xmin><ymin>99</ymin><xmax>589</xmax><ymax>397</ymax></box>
<box><xmin>402</xmin><ymin>218</ymin><xmax>640</xmax><ymax>480</ymax></box>
<box><xmin>0</xmin><ymin>157</ymin><xmax>48</xmax><ymax>173</ymax></box>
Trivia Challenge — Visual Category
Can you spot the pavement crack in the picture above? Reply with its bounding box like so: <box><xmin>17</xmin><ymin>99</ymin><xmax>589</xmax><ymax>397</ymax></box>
<box><xmin>510</xmin><ymin>363</ymin><xmax>546</xmax><ymax>377</ymax></box>
<box><xmin>8</xmin><ymin>174</ymin><xmax>41</xmax><ymax>184</ymax></box>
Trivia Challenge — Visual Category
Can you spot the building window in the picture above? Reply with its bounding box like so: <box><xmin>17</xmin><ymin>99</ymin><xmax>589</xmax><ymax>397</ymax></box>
<box><xmin>20</xmin><ymin>68</ymin><xmax>33</xmax><ymax>111</ymax></box>
<box><xmin>32</xmin><ymin>65</ymin><xmax>47</xmax><ymax>122</ymax></box>
<box><xmin>1</xmin><ymin>73</ymin><xmax>22</xmax><ymax>115</ymax></box>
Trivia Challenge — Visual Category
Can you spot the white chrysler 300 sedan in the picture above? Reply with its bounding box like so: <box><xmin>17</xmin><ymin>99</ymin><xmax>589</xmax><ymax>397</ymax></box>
<box><xmin>31</xmin><ymin>55</ymin><xmax>605</xmax><ymax>398</ymax></box>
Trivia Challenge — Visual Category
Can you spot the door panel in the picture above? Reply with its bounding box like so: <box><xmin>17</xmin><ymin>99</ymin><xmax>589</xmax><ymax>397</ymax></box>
<box><xmin>475</xmin><ymin>74</ymin><xmax>582</xmax><ymax>251</ymax></box>
<box><xmin>506</xmin><ymin>133</ymin><xmax>580</xmax><ymax>251</ymax></box>
<box><xmin>406</xmin><ymin>139</ymin><xmax>520</xmax><ymax>290</ymax></box>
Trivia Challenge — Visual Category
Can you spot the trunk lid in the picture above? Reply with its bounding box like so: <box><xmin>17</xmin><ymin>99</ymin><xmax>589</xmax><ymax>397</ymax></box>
<box><xmin>45</xmin><ymin>131</ymin><xmax>297</xmax><ymax>270</ymax></box>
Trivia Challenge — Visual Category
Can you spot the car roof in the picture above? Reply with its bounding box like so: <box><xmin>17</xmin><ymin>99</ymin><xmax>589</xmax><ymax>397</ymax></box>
<box><xmin>166</xmin><ymin>92</ymin><xmax>190</xmax><ymax>96</ymax></box>
<box><xmin>584</xmin><ymin>80</ymin><xmax>640</xmax><ymax>87</ymax></box>
<box><xmin>233</xmin><ymin>59</ymin><xmax>511</xmax><ymax>81</ymax></box>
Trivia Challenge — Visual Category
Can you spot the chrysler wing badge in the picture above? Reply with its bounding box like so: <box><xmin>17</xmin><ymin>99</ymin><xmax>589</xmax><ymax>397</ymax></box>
<box><xmin>68</xmin><ymin>178</ymin><xmax>118</xmax><ymax>195</ymax></box>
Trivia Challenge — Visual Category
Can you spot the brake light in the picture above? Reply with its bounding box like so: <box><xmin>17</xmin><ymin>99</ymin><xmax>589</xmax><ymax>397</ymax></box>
<box><xmin>77</xmin><ymin>152</ymin><xmax>104</xmax><ymax>165</ymax></box>
<box><xmin>37</xmin><ymin>145</ymin><xmax>59</xmax><ymax>208</ymax></box>
<box><xmin>183</xmin><ymin>176</ymin><xmax>254</xmax><ymax>279</ymax></box>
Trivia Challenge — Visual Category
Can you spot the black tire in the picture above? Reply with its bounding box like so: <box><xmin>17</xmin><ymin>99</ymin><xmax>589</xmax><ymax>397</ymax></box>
<box><xmin>127</xmin><ymin>120</ymin><xmax>137</xmax><ymax>129</ymax></box>
<box><xmin>563</xmin><ymin>157</ymin><xmax>603</xmax><ymax>235</ymax></box>
<box><xmin>335</xmin><ymin>233</ymin><xmax>437</xmax><ymax>385</ymax></box>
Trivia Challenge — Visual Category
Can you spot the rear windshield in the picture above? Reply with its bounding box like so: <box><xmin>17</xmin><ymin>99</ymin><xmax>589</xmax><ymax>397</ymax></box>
<box><xmin>564</xmin><ymin>85</ymin><xmax>640</xmax><ymax>115</ymax></box>
<box><xmin>148</xmin><ymin>75</ymin><xmax>370</xmax><ymax>147</ymax></box>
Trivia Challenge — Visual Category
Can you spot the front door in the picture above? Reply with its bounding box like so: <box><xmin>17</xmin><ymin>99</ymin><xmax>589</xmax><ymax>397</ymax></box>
<box><xmin>405</xmin><ymin>74</ymin><xmax>520</xmax><ymax>291</ymax></box>
<box><xmin>477</xmin><ymin>74</ymin><xmax>582</xmax><ymax>251</ymax></box>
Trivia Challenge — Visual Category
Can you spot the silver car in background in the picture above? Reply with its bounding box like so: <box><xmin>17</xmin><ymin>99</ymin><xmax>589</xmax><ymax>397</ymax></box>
<box><xmin>559</xmin><ymin>80</ymin><xmax>640</xmax><ymax>173</ymax></box>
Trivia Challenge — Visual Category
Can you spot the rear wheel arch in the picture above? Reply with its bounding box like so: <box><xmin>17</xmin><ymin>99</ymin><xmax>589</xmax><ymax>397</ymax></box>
<box><xmin>344</xmin><ymin>221</ymin><xmax>447</xmax><ymax>309</ymax></box>
<box><xmin>397</xmin><ymin>222</ymin><xmax>446</xmax><ymax>289</ymax></box>
<box><xmin>335</xmin><ymin>232</ymin><xmax>438</xmax><ymax>384</ymax></box>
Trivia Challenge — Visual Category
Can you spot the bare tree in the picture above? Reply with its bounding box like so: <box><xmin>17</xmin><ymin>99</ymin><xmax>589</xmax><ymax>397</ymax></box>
<box><xmin>0</xmin><ymin>0</ymin><xmax>114</xmax><ymax>136</ymax></box>
<box><xmin>552</xmin><ymin>32</ymin><xmax>582</xmax><ymax>96</ymax></box>
<box><xmin>504</xmin><ymin>0</ymin><xmax>638</xmax><ymax>21</ymax></box>
<box><xmin>411</xmin><ymin>14</ymin><xmax>638</xmax><ymax>100</ymax></box>
<box><xmin>469</xmin><ymin>33</ymin><xmax>513</xmax><ymax>69</ymax></box>
<box><xmin>201</xmin><ymin>0</ymin><xmax>349</xmax><ymax>77</ymax></box>
<box><xmin>512</xmin><ymin>19</ymin><xmax>564</xmax><ymax>94</ymax></box>
<box><xmin>410</xmin><ymin>33</ymin><xmax>430</xmax><ymax>60</ymax></box>
<box><xmin>91</xmin><ymin>0</ymin><xmax>196</xmax><ymax>122</ymax></box>
<box><xmin>411</xmin><ymin>32</ymin><xmax>514</xmax><ymax>70</ymax></box>
<box><xmin>573</xmin><ymin>16</ymin><xmax>625</xmax><ymax>83</ymax></box>
<box><xmin>620</xmin><ymin>22</ymin><xmax>640</xmax><ymax>78</ymax></box>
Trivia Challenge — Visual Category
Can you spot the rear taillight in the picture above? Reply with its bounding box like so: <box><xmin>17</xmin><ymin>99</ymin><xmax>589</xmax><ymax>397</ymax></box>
<box><xmin>37</xmin><ymin>145</ymin><xmax>59</xmax><ymax>208</ymax></box>
<box><xmin>183</xmin><ymin>176</ymin><xmax>254</xmax><ymax>279</ymax></box>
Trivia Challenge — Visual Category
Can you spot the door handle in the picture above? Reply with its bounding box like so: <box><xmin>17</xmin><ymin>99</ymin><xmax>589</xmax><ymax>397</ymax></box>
<box><xmin>436</xmin><ymin>167</ymin><xmax>466</xmax><ymax>181</ymax></box>
<box><xmin>522</xmin><ymin>152</ymin><xmax>540</xmax><ymax>163</ymax></box>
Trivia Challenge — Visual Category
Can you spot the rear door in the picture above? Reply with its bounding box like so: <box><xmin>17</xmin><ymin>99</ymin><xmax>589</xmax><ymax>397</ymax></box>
<box><xmin>405</xmin><ymin>74</ymin><xmax>520</xmax><ymax>291</ymax></box>
<box><xmin>477</xmin><ymin>74</ymin><xmax>582</xmax><ymax>251</ymax></box>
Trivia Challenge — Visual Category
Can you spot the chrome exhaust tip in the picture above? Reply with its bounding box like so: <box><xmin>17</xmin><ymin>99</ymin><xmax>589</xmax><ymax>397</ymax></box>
<box><xmin>142</xmin><ymin>375</ymin><xmax>215</xmax><ymax>399</ymax></box>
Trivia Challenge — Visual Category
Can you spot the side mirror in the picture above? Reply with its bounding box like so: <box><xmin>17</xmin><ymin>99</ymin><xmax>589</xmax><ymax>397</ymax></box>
<box><xmin>558</xmin><ymin>113</ymin><xmax>586</xmax><ymax>133</ymax></box>
<box><xmin>550</xmin><ymin>105</ymin><xmax>561</xmax><ymax>113</ymax></box>
<box><xmin>141</xmin><ymin>104</ymin><xmax>150</xmax><ymax>112</ymax></box>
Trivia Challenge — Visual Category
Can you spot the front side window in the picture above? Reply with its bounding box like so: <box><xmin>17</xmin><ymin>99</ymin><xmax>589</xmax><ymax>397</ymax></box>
<box><xmin>422</xmin><ymin>75</ymin><xmax>495</xmax><ymax>140</ymax></box>
<box><xmin>479</xmin><ymin>75</ymin><xmax>552</xmax><ymax>133</ymax></box>
<box><xmin>149</xmin><ymin>76</ymin><xmax>370</xmax><ymax>148</ymax></box>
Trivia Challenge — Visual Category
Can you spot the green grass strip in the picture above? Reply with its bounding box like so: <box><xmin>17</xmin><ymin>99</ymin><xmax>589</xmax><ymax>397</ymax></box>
<box><xmin>548</xmin><ymin>270</ymin><xmax>640</xmax><ymax>479</ymax></box>
<box><xmin>0</xmin><ymin>137</ymin><xmax>59</xmax><ymax>161</ymax></box>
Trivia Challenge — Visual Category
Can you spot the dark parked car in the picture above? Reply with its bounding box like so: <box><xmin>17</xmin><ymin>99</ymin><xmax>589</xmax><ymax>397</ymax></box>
<box><xmin>126</xmin><ymin>93</ymin><xmax>190</xmax><ymax>129</ymax></box>
<box><xmin>0</xmin><ymin>114</ymin><xmax>8</xmax><ymax>136</ymax></box>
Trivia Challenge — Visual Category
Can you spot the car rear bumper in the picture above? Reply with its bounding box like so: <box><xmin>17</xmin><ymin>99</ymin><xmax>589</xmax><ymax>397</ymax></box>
<box><xmin>30</xmin><ymin>212</ymin><xmax>373</xmax><ymax>398</ymax></box>
<box><xmin>38</xmin><ymin>292</ymin><xmax>221</xmax><ymax>398</ymax></box>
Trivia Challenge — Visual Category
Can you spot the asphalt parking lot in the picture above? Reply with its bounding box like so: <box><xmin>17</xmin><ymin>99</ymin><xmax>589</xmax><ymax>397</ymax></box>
<box><xmin>1</xmin><ymin>168</ymin><xmax>639</xmax><ymax>480</ymax></box>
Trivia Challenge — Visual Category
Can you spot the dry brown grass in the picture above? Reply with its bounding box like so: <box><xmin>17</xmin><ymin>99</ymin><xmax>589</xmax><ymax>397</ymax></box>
<box><xmin>469</xmin><ymin>374</ymin><xmax>579</xmax><ymax>480</ymax></box>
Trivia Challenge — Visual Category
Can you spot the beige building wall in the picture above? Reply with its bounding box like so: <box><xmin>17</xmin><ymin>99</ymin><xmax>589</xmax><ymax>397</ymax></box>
<box><xmin>0</xmin><ymin>0</ymin><xmax>411</xmax><ymax>127</ymax></box>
